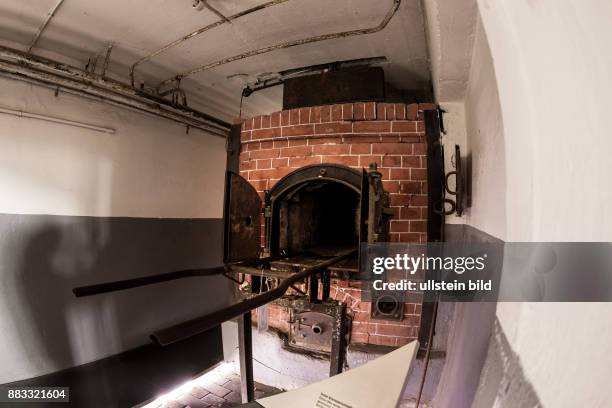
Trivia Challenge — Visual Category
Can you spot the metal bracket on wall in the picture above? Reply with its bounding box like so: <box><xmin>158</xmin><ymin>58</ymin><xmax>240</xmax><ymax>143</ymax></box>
<box><xmin>443</xmin><ymin>145</ymin><xmax>466</xmax><ymax>216</ymax></box>
<box><xmin>438</xmin><ymin>106</ymin><xmax>447</xmax><ymax>135</ymax></box>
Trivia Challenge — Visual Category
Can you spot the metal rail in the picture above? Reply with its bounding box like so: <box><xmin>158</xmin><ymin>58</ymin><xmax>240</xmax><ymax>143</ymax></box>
<box><xmin>0</xmin><ymin>45</ymin><xmax>230</xmax><ymax>137</ymax></box>
<box><xmin>72</xmin><ymin>254</ymin><xmax>294</xmax><ymax>297</ymax></box>
<box><xmin>73</xmin><ymin>266</ymin><xmax>227</xmax><ymax>297</ymax></box>
<box><xmin>129</xmin><ymin>0</ymin><xmax>292</xmax><ymax>86</ymax></box>
<box><xmin>150</xmin><ymin>249</ymin><xmax>356</xmax><ymax>346</ymax></box>
<box><xmin>157</xmin><ymin>0</ymin><xmax>402</xmax><ymax>91</ymax></box>
<box><xmin>72</xmin><ymin>250</ymin><xmax>354</xmax><ymax>402</ymax></box>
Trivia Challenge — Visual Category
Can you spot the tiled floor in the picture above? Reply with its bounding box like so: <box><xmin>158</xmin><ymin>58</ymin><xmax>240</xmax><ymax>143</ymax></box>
<box><xmin>140</xmin><ymin>363</ymin><xmax>281</xmax><ymax>408</ymax></box>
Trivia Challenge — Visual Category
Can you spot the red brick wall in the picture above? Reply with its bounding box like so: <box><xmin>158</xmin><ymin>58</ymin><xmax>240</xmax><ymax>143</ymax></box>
<box><xmin>240</xmin><ymin>101</ymin><xmax>435</xmax><ymax>348</ymax></box>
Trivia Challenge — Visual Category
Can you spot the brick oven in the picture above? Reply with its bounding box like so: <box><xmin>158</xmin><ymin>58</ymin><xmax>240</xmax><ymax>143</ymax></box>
<box><xmin>230</xmin><ymin>101</ymin><xmax>435</xmax><ymax>354</ymax></box>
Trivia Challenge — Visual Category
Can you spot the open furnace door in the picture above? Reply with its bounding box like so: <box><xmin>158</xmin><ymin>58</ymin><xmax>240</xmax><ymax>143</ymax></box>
<box><xmin>359</xmin><ymin>167</ymin><xmax>391</xmax><ymax>244</ymax></box>
<box><xmin>359</xmin><ymin>169</ymin><xmax>370</xmax><ymax>246</ymax></box>
<box><xmin>224</xmin><ymin>171</ymin><xmax>262</xmax><ymax>262</ymax></box>
<box><xmin>358</xmin><ymin>167</ymin><xmax>391</xmax><ymax>274</ymax></box>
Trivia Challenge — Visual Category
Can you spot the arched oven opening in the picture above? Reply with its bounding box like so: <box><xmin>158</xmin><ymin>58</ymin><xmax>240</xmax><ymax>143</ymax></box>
<box><xmin>267</xmin><ymin>164</ymin><xmax>363</xmax><ymax>260</ymax></box>
<box><xmin>276</xmin><ymin>180</ymin><xmax>360</xmax><ymax>255</ymax></box>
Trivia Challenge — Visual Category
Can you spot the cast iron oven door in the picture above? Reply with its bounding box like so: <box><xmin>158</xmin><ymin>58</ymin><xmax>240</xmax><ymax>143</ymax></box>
<box><xmin>224</xmin><ymin>171</ymin><xmax>262</xmax><ymax>262</ymax></box>
<box><xmin>288</xmin><ymin>301</ymin><xmax>349</xmax><ymax>355</ymax></box>
<box><xmin>290</xmin><ymin>310</ymin><xmax>334</xmax><ymax>353</ymax></box>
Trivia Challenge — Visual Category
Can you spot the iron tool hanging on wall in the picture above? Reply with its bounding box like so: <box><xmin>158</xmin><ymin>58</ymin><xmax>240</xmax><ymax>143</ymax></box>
<box><xmin>442</xmin><ymin>145</ymin><xmax>466</xmax><ymax>216</ymax></box>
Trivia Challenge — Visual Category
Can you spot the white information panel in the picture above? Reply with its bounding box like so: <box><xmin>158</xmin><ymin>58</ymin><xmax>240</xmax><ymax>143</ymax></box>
<box><xmin>258</xmin><ymin>341</ymin><xmax>419</xmax><ymax>408</ymax></box>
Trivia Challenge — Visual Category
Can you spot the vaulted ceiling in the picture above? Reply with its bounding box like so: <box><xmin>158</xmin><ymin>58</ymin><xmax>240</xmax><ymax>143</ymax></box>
<box><xmin>0</xmin><ymin>0</ymin><xmax>431</xmax><ymax>121</ymax></box>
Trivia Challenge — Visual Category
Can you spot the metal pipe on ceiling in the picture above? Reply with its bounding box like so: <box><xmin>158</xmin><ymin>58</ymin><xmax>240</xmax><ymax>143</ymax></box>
<box><xmin>129</xmin><ymin>0</ymin><xmax>292</xmax><ymax>86</ymax></box>
<box><xmin>0</xmin><ymin>64</ymin><xmax>227</xmax><ymax>137</ymax></box>
<box><xmin>100</xmin><ymin>42</ymin><xmax>114</xmax><ymax>78</ymax></box>
<box><xmin>27</xmin><ymin>0</ymin><xmax>66</xmax><ymax>53</ymax></box>
<box><xmin>201</xmin><ymin>0</ymin><xmax>231</xmax><ymax>23</ymax></box>
<box><xmin>0</xmin><ymin>44</ymin><xmax>230</xmax><ymax>137</ymax></box>
<box><xmin>157</xmin><ymin>0</ymin><xmax>402</xmax><ymax>91</ymax></box>
<box><xmin>0</xmin><ymin>69</ymin><xmax>221</xmax><ymax>136</ymax></box>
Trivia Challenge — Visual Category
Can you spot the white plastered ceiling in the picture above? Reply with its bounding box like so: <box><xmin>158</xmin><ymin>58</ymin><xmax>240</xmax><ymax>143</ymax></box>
<box><xmin>0</xmin><ymin>0</ymin><xmax>431</xmax><ymax>122</ymax></box>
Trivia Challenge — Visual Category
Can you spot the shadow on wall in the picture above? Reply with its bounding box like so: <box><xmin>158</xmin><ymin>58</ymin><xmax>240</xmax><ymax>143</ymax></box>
<box><xmin>472</xmin><ymin>318</ymin><xmax>543</xmax><ymax>408</ymax></box>
<box><xmin>431</xmin><ymin>225</ymin><xmax>500</xmax><ymax>408</ymax></box>
<box><xmin>17</xmin><ymin>225</ymin><xmax>74</xmax><ymax>370</ymax></box>
<box><xmin>0</xmin><ymin>214</ymin><xmax>229</xmax><ymax>407</ymax></box>
<box><xmin>10</xmin><ymin>217</ymin><xmax>116</xmax><ymax>378</ymax></box>
<box><xmin>1</xmin><ymin>213</ymin><xmax>230</xmax><ymax>385</ymax></box>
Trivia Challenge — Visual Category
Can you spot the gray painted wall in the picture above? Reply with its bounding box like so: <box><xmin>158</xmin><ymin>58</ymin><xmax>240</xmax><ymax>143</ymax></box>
<box><xmin>0</xmin><ymin>74</ymin><xmax>230</xmax><ymax>384</ymax></box>
<box><xmin>431</xmin><ymin>224</ymin><xmax>499</xmax><ymax>408</ymax></box>
<box><xmin>0</xmin><ymin>214</ymin><xmax>231</xmax><ymax>383</ymax></box>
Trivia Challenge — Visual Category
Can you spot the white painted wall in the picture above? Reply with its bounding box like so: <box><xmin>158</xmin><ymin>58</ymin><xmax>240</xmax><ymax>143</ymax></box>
<box><xmin>471</xmin><ymin>1</ymin><xmax>612</xmax><ymax>406</ymax></box>
<box><xmin>423</xmin><ymin>0</ymin><xmax>612</xmax><ymax>405</ymax></box>
<box><xmin>0</xmin><ymin>77</ymin><xmax>226</xmax><ymax>218</ymax></box>
<box><xmin>478</xmin><ymin>0</ymin><xmax>612</xmax><ymax>242</ymax></box>
<box><xmin>0</xmin><ymin>76</ymin><xmax>230</xmax><ymax>383</ymax></box>
<box><xmin>430</xmin><ymin>1</ymin><xmax>612</xmax><ymax>406</ymax></box>
<box><xmin>421</xmin><ymin>0</ymin><xmax>477</xmax><ymax>226</ymax></box>
<box><xmin>462</xmin><ymin>17</ymin><xmax>506</xmax><ymax>239</ymax></box>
